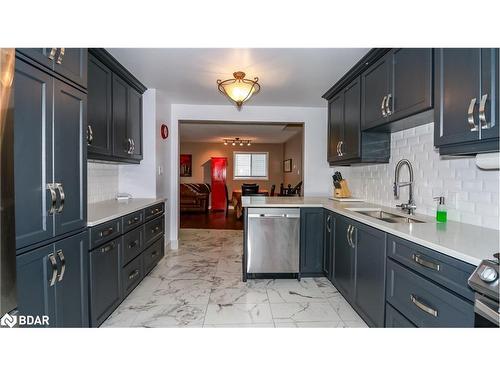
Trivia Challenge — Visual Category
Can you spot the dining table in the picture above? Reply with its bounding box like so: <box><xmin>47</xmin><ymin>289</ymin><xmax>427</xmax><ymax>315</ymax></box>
<box><xmin>231</xmin><ymin>189</ymin><xmax>269</xmax><ymax>219</ymax></box>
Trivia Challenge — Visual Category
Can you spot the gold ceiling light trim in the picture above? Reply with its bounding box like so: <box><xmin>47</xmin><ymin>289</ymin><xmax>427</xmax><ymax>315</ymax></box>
<box><xmin>217</xmin><ymin>71</ymin><xmax>260</xmax><ymax>108</ymax></box>
<box><xmin>223</xmin><ymin>137</ymin><xmax>252</xmax><ymax>146</ymax></box>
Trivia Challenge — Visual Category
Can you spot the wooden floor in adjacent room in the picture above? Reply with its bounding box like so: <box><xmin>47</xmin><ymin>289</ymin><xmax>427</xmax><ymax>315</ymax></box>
<box><xmin>180</xmin><ymin>210</ymin><xmax>243</xmax><ymax>230</ymax></box>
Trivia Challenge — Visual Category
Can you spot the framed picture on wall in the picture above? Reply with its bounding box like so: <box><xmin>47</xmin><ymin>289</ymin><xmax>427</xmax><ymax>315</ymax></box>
<box><xmin>284</xmin><ymin>158</ymin><xmax>292</xmax><ymax>173</ymax></box>
<box><xmin>180</xmin><ymin>154</ymin><xmax>192</xmax><ymax>177</ymax></box>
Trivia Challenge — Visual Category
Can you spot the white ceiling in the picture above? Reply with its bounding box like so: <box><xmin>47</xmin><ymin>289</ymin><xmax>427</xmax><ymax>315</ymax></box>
<box><xmin>180</xmin><ymin>122</ymin><xmax>303</xmax><ymax>144</ymax></box>
<box><xmin>107</xmin><ymin>48</ymin><xmax>369</xmax><ymax>107</ymax></box>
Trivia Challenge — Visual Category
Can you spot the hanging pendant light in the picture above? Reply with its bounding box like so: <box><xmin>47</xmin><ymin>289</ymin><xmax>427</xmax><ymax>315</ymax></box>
<box><xmin>217</xmin><ymin>71</ymin><xmax>261</xmax><ymax>108</ymax></box>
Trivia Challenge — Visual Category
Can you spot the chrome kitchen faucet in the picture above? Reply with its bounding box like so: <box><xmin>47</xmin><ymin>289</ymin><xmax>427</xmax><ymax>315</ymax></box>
<box><xmin>393</xmin><ymin>159</ymin><xmax>417</xmax><ymax>215</ymax></box>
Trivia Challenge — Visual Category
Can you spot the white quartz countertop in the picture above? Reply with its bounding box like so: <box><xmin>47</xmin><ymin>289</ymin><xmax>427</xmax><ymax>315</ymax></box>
<box><xmin>87</xmin><ymin>198</ymin><xmax>166</xmax><ymax>227</ymax></box>
<box><xmin>242</xmin><ymin>196</ymin><xmax>499</xmax><ymax>266</ymax></box>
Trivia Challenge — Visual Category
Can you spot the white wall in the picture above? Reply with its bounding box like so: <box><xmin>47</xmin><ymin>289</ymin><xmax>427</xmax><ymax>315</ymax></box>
<box><xmin>348</xmin><ymin>123</ymin><xmax>500</xmax><ymax>230</ymax></box>
<box><xmin>166</xmin><ymin>104</ymin><xmax>340</xmax><ymax>247</ymax></box>
<box><xmin>118</xmin><ymin>88</ymin><xmax>157</xmax><ymax>198</ymax></box>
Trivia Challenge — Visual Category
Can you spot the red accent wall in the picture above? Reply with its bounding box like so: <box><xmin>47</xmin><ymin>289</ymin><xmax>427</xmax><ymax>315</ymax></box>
<box><xmin>210</xmin><ymin>157</ymin><xmax>227</xmax><ymax>211</ymax></box>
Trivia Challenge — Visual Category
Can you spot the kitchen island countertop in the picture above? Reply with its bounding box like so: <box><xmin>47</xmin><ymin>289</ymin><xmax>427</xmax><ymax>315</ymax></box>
<box><xmin>242</xmin><ymin>196</ymin><xmax>499</xmax><ymax>266</ymax></box>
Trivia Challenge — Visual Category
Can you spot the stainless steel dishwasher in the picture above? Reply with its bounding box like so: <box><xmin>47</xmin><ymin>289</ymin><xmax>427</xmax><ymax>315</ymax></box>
<box><xmin>246</xmin><ymin>207</ymin><xmax>300</xmax><ymax>275</ymax></box>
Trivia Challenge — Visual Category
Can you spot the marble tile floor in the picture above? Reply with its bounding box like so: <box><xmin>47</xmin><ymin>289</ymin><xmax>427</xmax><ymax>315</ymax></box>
<box><xmin>102</xmin><ymin>229</ymin><xmax>368</xmax><ymax>328</ymax></box>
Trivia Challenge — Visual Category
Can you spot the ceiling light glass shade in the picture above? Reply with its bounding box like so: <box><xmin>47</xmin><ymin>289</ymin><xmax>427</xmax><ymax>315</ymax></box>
<box><xmin>217</xmin><ymin>71</ymin><xmax>260</xmax><ymax>107</ymax></box>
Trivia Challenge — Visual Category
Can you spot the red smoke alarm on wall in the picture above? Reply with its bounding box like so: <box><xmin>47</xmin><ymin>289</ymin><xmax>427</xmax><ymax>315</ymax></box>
<box><xmin>160</xmin><ymin>124</ymin><xmax>169</xmax><ymax>139</ymax></box>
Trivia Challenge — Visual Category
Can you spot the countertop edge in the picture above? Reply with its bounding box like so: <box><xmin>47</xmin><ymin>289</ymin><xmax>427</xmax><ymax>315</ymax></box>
<box><xmin>87</xmin><ymin>198</ymin><xmax>167</xmax><ymax>227</ymax></box>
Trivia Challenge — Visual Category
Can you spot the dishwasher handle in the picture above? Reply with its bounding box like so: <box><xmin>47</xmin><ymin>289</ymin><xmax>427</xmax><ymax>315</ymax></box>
<box><xmin>248</xmin><ymin>213</ymin><xmax>300</xmax><ymax>218</ymax></box>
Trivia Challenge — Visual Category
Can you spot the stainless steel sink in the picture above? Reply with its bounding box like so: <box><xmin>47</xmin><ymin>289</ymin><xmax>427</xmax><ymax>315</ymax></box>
<box><xmin>347</xmin><ymin>208</ymin><xmax>426</xmax><ymax>224</ymax></box>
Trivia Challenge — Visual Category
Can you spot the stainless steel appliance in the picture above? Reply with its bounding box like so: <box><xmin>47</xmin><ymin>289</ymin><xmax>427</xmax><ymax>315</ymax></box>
<box><xmin>246</xmin><ymin>207</ymin><xmax>300</xmax><ymax>276</ymax></box>
<box><xmin>0</xmin><ymin>48</ymin><xmax>16</xmax><ymax>316</ymax></box>
<box><xmin>468</xmin><ymin>253</ymin><xmax>499</xmax><ymax>327</ymax></box>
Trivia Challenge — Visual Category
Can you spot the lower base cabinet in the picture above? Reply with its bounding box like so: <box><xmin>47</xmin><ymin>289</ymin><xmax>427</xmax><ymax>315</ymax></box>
<box><xmin>300</xmin><ymin>208</ymin><xmax>324</xmax><ymax>276</ymax></box>
<box><xmin>88</xmin><ymin>203</ymin><xmax>165</xmax><ymax>327</ymax></box>
<box><xmin>16</xmin><ymin>231</ymin><xmax>89</xmax><ymax>328</ymax></box>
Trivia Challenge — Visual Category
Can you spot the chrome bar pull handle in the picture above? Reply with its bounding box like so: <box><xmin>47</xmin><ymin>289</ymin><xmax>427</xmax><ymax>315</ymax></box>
<box><xmin>56</xmin><ymin>250</ymin><xmax>65</xmax><ymax>282</ymax></box>
<box><xmin>128</xmin><ymin>269</ymin><xmax>140</xmax><ymax>280</ymax></box>
<box><xmin>410</xmin><ymin>294</ymin><xmax>438</xmax><ymax>317</ymax></box>
<box><xmin>48</xmin><ymin>48</ymin><xmax>57</xmax><ymax>60</ymax></box>
<box><xmin>100</xmin><ymin>243</ymin><xmax>115</xmax><ymax>253</ymax></box>
<box><xmin>412</xmin><ymin>253</ymin><xmax>440</xmax><ymax>272</ymax></box>
<box><xmin>326</xmin><ymin>215</ymin><xmax>331</xmax><ymax>233</ymax></box>
<box><xmin>48</xmin><ymin>254</ymin><xmax>58</xmax><ymax>286</ymax></box>
<box><xmin>338</xmin><ymin>141</ymin><xmax>344</xmax><ymax>157</ymax></box>
<box><xmin>87</xmin><ymin>124</ymin><xmax>94</xmax><ymax>145</ymax></box>
<box><xmin>467</xmin><ymin>97</ymin><xmax>478</xmax><ymax>131</ymax></box>
<box><xmin>381</xmin><ymin>96</ymin><xmax>387</xmax><ymax>117</ymax></box>
<box><xmin>386</xmin><ymin>93</ymin><xmax>392</xmax><ymax>116</ymax></box>
<box><xmin>126</xmin><ymin>138</ymin><xmax>133</xmax><ymax>154</ymax></box>
<box><xmin>47</xmin><ymin>184</ymin><xmax>57</xmax><ymax>215</ymax></box>
<box><xmin>479</xmin><ymin>94</ymin><xmax>491</xmax><ymax>129</ymax></box>
<box><xmin>55</xmin><ymin>183</ymin><xmax>65</xmax><ymax>213</ymax></box>
<box><xmin>131</xmin><ymin>138</ymin><xmax>135</xmax><ymax>153</ymax></box>
<box><xmin>56</xmin><ymin>48</ymin><xmax>65</xmax><ymax>64</ymax></box>
<box><xmin>336</xmin><ymin>141</ymin><xmax>340</xmax><ymax>156</ymax></box>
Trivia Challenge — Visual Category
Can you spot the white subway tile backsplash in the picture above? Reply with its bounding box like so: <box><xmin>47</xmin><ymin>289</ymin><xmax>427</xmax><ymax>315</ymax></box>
<box><xmin>348</xmin><ymin>123</ymin><xmax>500</xmax><ymax>230</ymax></box>
<box><xmin>87</xmin><ymin>162</ymin><xmax>119</xmax><ymax>203</ymax></box>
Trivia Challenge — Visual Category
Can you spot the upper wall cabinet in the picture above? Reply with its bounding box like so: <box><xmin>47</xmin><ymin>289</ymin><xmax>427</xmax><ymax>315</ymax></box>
<box><xmin>87</xmin><ymin>49</ymin><xmax>146</xmax><ymax>164</ymax></box>
<box><xmin>434</xmin><ymin>48</ymin><xmax>499</xmax><ymax>155</ymax></box>
<box><xmin>361</xmin><ymin>48</ymin><xmax>433</xmax><ymax>131</ymax></box>
<box><xmin>17</xmin><ymin>48</ymin><xmax>88</xmax><ymax>89</ymax></box>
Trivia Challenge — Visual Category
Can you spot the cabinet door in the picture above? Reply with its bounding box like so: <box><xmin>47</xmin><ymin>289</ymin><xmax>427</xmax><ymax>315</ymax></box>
<box><xmin>127</xmin><ymin>87</ymin><xmax>143</xmax><ymax>161</ymax></box>
<box><xmin>53</xmin><ymin>80</ymin><xmax>87</xmax><ymax>236</ymax></box>
<box><xmin>361</xmin><ymin>54</ymin><xmax>391</xmax><ymax>130</ymax></box>
<box><xmin>14</xmin><ymin>58</ymin><xmax>54</xmax><ymax>249</ymax></box>
<box><xmin>327</xmin><ymin>94</ymin><xmax>343</xmax><ymax>163</ymax></box>
<box><xmin>17</xmin><ymin>48</ymin><xmax>55</xmax><ymax>70</ymax></box>
<box><xmin>434</xmin><ymin>49</ymin><xmax>481</xmax><ymax>146</ymax></box>
<box><xmin>333</xmin><ymin>216</ymin><xmax>355</xmax><ymax>297</ymax></box>
<box><xmin>390</xmin><ymin>48</ymin><xmax>433</xmax><ymax>121</ymax></box>
<box><xmin>54</xmin><ymin>232</ymin><xmax>89</xmax><ymax>327</ymax></box>
<box><xmin>479</xmin><ymin>48</ymin><xmax>499</xmax><ymax>141</ymax></box>
<box><xmin>16</xmin><ymin>244</ymin><xmax>57</xmax><ymax>327</ymax></box>
<box><xmin>300</xmin><ymin>208</ymin><xmax>324</xmax><ymax>276</ymax></box>
<box><xmin>112</xmin><ymin>74</ymin><xmax>129</xmax><ymax>158</ymax></box>
<box><xmin>87</xmin><ymin>54</ymin><xmax>112</xmax><ymax>156</ymax></box>
<box><xmin>354</xmin><ymin>223</ymin><xmax>386</xmax><ymax>327</ymax></box>
<box><xmin>323</xmin><ymin>211</ymin><xmax>335</xmax><ymax>280</ymax></box>
<box><xmin>53</xmin><ymin>48</ymin><xmax>88</xmax><ymax>88</ymax></box>
<box><xmin>342</xmin><ymin>77</ymin><xmax>361</xmax><ymax>160</ymax></box>
<box><xmin>89</xmin><ymin>239</ymin><xmax>122</xmax><ymax>327</ymax></box>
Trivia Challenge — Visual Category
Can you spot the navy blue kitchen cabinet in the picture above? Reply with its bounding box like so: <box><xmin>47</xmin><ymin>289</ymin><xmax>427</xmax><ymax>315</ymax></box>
<box><xmin>87</xmin><ymin>53</ymin><xmax>113</xmax><ymax>157</ymax></box>
<box><xmin>434</xmin><ymin>48</ymin><xmax>499</xmax><ymax>155</ymax></box>
<box><xmin>14</xmin><ymin>58</ymin><xmax>55</xmax><ymax>249</ymax></box>
<box><xmin>385</xmin><ymin>303</ymin><xmax>416</xmax><ymax>328</ymax></box>
<box><xmin>362</xmin><ymin>48</ymin><xmax>433</xmax><ymax>131</ymax></box>
<box><xmin>16</xmin><ymin>232</ymin><xmax>89</xmax><ymax>327</ymax></box>
<box><xmin>14</xmin><ymin>56</ymin><xmax>87</xmax><ymax>252</ymax></box>
<box><xmin>89</xmin><ymin>238</ymin><xmax>122</xmax><ymax>327</ymax></box>
<box><xmin>331</xmin><ymin>213</ymin><xmax>386</xmax><ymax>327</ymax></box>
<box><xmin>353</xmin><ymin>221</ymin><xmax>387</xmax><ymax>327</ymax></box>
<box><xmin>87</xmin><ymin>49</ymin><xmax>146</xmax><ymax>164</ymax></box>
<box><xmin>300</xmin><ymin>208</ymin><xmax>324</xmax><ymax>277</ymax></box>
<box><xmin>323</xmin><ymin>210</ymin><xmax>335</xmax><ymax>280</ymax></box>
<box><xmin>299</xmin><ymin>208</ymin><xmax>324</xmax><ymax>276</ymax></box>
<box><xmin>17</xmin><ymin>48</ymin><xmax>87</xmax><ymax>89</ymax></box>
<box><xmin>53</xmin><ymin>79</ymin><xmax>87</xmax><ymax>237</ymax></box>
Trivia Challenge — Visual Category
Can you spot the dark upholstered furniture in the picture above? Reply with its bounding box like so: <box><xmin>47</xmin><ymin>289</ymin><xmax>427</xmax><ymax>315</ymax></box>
<box><xmin>180</xmin><ymin>183</ymin><xmax>211</xmax><ymax>213</ymax></box>
<box><xmin>241</xmin><ymin>184</ymin><xmax>259</xmax><ymax>196</ymax></box>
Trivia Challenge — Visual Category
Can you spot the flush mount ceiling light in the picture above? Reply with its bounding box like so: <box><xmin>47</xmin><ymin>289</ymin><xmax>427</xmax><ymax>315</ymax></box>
<box><xmin>223</xmin><ymin>137</ymin><xmax>252</xmax><ymax>146</ymax></box>
<box><xmin>217</xmin><ymin>71</ymin><xmax>261</xmax><ymax>108</ymax></box>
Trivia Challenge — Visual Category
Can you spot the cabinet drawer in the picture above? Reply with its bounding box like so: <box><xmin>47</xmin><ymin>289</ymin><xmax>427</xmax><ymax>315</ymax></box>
<box><xmin>122</xmin><ymin>226</ymin><xmax>144</xmax><ymax>266</ymax></box>
<box><xmin>143</xmin><ymin>237</ymin><xmax>164</xmax><ymax>275</ymax></box>
<box><xmin>387</xmin><ymin>235</ymin><xmax>475</xmax><ymax>301</ymax></box>
<box><xmin>385</xmin><ymin>303</ymin><xmax>416</xmax><ymax>328</ymax></box>
<box><xmin>144</xmin><ymin>216</ymin><xmax>164</xmax><ymax>246</ymax></box>
<box><xmin>122</xmin><ymin>210</ymin><xmax>144</xmax><ymax>233</ymax></box>
<box><xmin>122</xmin><ymin>255</ymin><xmax>143</xmax><ymax>297</ymax></box>
<box><xmin>144</xmin><ymin>203</ymin><xmax>164</xmax><ymax>221</ymax></box>
<box><xmin>89</xmin><ymin>219</ymin><xmax>121</xmax><ymax>249</ymax></box>
<box><xmin>386</xmin><ymin>259</ymin><xmax>474</xmax><ymax>327</ymax></box>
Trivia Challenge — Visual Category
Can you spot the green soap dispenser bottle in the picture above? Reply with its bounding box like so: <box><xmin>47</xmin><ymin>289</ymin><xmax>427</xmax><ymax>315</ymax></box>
<box><xmin>434</xmin><ymin>196</ymin><xmax>447</xmax><ymax>223</ymax></box>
